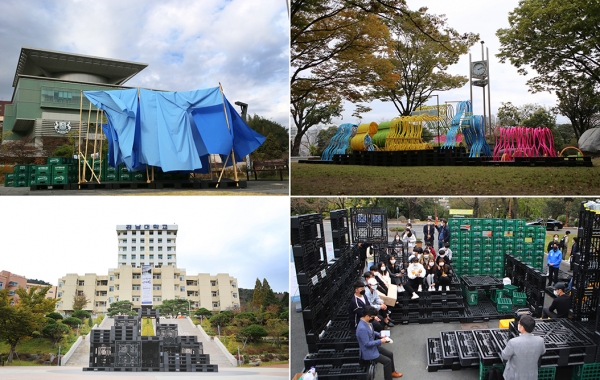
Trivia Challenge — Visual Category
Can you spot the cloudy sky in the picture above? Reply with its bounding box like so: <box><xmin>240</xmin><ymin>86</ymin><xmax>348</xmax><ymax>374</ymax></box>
<box><xmin>331</xmin><ymin>0</ymin><xmax>567</xmax><ymax>126</ymax></box>
<box><xmin>0</xmin><ymin>0</ymin><xmax>289</xmax><ymax>127</ymax></box>
<box><xmin>0</xmin><ymin>196</ymin><xmax>289</xmax><ymax>293</ymax></box>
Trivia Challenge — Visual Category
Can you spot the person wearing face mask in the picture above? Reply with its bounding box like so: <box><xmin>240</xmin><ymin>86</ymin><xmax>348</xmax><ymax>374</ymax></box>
<box><xmin>433</xmin><ymin>255</ymin><xmax>453</xmax><ymax>291</ymax></box>
<box><xmin>423</xmin><ymin>216</ymin><xmax>435</xmax><ymax>247</ymax></box>
<box><xmin>425</xmin><ymin>257</ymin><xmax>437</xmax><ymax>291</ymax></box>
<box><xmin>401</xmin><ymin>225</ymin><xmax>416</xmax><ymax>253</ymax></box>
<box><xmin>370</xmin><ymin>265</ymin><xmax>389</xmax><ymax>295</ymax></box>
<box><xmin>387</xmin><ymin>257</ymin><xmax>417</xmax><ymax>298</ymax></box>
<box><xmin>443</xmin><ymin>242</ymin><xmax>453</xmax><ymax>262</ymax></box>
<box><xmin>356</xmin><ymin>306</ymin><xmax>403</xmax><ymax>379</ymax></box>
<box><xmin>407</xmin><ymin>256</ymin><xmax>426</xmax><ymax>293</ymax></box>
<box><xmin>437</xmin><ymin>249</ymin><xmax>449</xmax><ymax>264</ymax></box>
<box><xmin>547</xmin><ymin>242</ymin><xmax>562</xmax><ymax>287</ymax></box>
<box><xmin>365</xmin><ymin>277</ymin><xmax>394</xmax><ymax>328</ymax></box>
<box><xmin>387</xmin><ymin>256</ymin><xmax>402</xmax><ymax>286</ymax></box>
<box><xmin>500</xmin><ymin>315</ymin><xmax>545</xmax><ymax>380</ymax></box>
<box><xmin>349</xmin><ymin>281</ymin><xmax>384</xmax><ymax>332</ymax></box>
<box><xmin>569</xmin><ymin>237</ymin><xmax>578</xmax><ymax>272</ymax></box>
<box><xmin>358</xmin><ymin>241</ymin><xmax>372</xmax><ymax>273</ymax></box>
<box><xmin>542</xmin><ymin>282</ymin><xmax>571</xmax><ymax>318</ymax></box>
<box><xmin>435</xmin><ymin>219</ymin><xmax>451</xmax><ymax>250</ymax></box>
<box><xmin>376</xmin><ymin>261</ymin><xmax>392</xmax><ymax>287</ymax></box>
<box><xmin>547</xmin><ymin>234</ymin><xmax>560</xmax><ymax>252</ymax></box>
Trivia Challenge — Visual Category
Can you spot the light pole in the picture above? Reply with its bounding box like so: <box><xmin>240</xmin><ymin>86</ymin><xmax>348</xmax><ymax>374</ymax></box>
<box><xmin>430</xmin><ymin>95</ymin><xmax>440</xmax><ymax>146</ymax></box>
<box><xmin>186</xmin><ymin>299</ymin><xmax>191</xmax><ymax>316</ymax></box>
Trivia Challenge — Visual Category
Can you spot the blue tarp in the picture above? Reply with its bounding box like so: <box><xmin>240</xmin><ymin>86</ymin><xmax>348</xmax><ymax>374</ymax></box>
<box><xmin>84</xmin><ymin>87</ymin><xmax>265</xmax><ymax>172</ymax></box>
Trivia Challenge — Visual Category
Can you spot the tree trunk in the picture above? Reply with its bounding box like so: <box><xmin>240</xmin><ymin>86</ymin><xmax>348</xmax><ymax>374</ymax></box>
<box><xmin>291</xmin><ymin>132</ymin><xmax>304</xmax><ymax>156</ymax></box>
<box><xmin>8</xmin><ymin>343</ymin><xmax>17</xmax><ymax>363</ymax></box>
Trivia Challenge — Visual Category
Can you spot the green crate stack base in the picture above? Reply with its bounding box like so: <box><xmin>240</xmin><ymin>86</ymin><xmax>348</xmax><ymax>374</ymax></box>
<box><xmin>512</xmin><ymin>291</ymin><xmax>527</xmax><ymax>306</ymax></box>
<box><xmin>479</xmin><ymin>361</ymin><xmax>504</xmax><ymax>380</ymax></box>
<box><xmin>4</xmin><ymin>177</ymin><xmax>14</xmax><ymax>187</ymax></box>
<box><xmin>537</xmin><ymin>366</ymin><xmax>556</xmax><ymax>380</ymax></box>
<box><xmin>572</xmin><ymin>362</ymin><xmax>600</xmax><ymax>380</ymax></box>
<box><xmin>462</xmin><ymin>285</ymin><xmax>478</xmax><ymax>305</ymax></box>
<box><xmin>35</xmin><ymin>165</ymin><xmax>52</xmax><ymax>175</ymax></box>
<box><xmin>503</xmin><ymin>284</ymin><xmax>518</xmax><ymax>297</ymax></box>
<box><xmin>33</xmin><ymin>175</ymin><xmax>51</xmax><ymax>185</ymax></box>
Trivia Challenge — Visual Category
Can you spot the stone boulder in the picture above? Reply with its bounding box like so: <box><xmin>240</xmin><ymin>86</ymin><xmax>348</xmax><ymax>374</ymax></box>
<box><xmin>578</xmin><ymin>127</ymin><xmax>600</xmax><ymax>153</ymax></box>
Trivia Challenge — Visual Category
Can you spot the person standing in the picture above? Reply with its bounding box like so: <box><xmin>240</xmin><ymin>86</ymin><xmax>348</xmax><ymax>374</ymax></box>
<box><xmin>435</xmin><ymin>219</ymin><xmax>450</xmax><ymax>250</ymax></box>
<box><xmin>547</xmin><ymin>242</ymin><xmax>562</xmax><ymax>287</ymax></box>
<box><xmin>356</xmin><ymin>306</ymin><xmax>403</xmax><ymax>379</ymax></box>
<box><xmin>423</xmin><ymin>216</ymin><xmax>435</xmax><ymax>247</ymax></box>
<box><xmin>357</xmin><ymin>241</ymin><xmax>372</xmax><ymax>272</ymax></box>
<box><xmin>401</xmin><ymin>226</ymin><xmax>416</xmax><ymax>253</ymax></box>
<box><xmin>500</xmin><ymin>315</ymin><xmax>545</xmax><ymax>380</ymax></box>
<box><xmin>542</xmin><ymin>282</ymin><xmax>571</xmax><ymax>318</ymax></box>
<box><xmin>569</xmin><ymin>237</ymin><xmax>579</xmax><ymax>272</ymax></box>
<box><xmin>559</xmin><ymin>230</ymin><xmax>570</xmax><ymax>261</ymax></box>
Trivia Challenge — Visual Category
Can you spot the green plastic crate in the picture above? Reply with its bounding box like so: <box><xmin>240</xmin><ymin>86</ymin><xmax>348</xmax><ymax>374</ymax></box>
<box><xmin>52</xmin><ymin>174</ymin><xmax>71</xmax><ymax>185</ymax></box>
<box><xmin>47</xmin><ymin>157</ymin><xmax>67</xmax><ymax>165</ymax></box>
<box><xmin>52</xmin><ymin>164</ymin><xmax>75</xmax><ymax>175</ymax></box>
<box><xmin>512</xmin><ymin>291</ymin><xmax>527</xmax><ymax>306</ymax></box>
<box><xmin>496</xmin><ymin>297</ymin><xmax>513</xmax><ymax>312</ymax></box>
<box><xmin>4</xmin><ymin>177</ymin><xmax>14</xmax><ymax>187</ymax></box>
<box><xmin>464</xmin><ymin>289</ymin><xmax>478</xmax><ymax>305</ymax></box>
<box><xmin>479</xmin><ymin>362</ymin><xmax>504</xmax><ymax>380</ymax></box>
<box><xmin>537</xmin><ymin>366</ymin><xmax>556</xmax><ymax>380</ymax></box>
<box><xmin>33</xmin><ymin>175</ymin><xmax>51</xmax><ymax>185</ymax></box>
<box><xmin>503</xmin><ymin>284</ymin><xmax>518</xmax><ymax>297</ymax></box>
<box><xmin>13</xmin><ymin>164</ymin><xmax>30</xmax><ymax>173</ymax></box>
<box><xmin>119</xmin><ymin>172</ymin><xmax>132</xmax><ymax>181</ymax></box>
<box><xmin>572</xmin><ymin>362</ymin><xmax>600</xmax><ymax>380</ymax></box>
<box><xmin>5</xmin><ymin>173</ymin><xmax>15</xmax><ymax>180</ymax></box>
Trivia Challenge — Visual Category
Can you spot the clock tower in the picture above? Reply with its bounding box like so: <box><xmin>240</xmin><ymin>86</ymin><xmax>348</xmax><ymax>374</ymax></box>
<box><xmin>469</xmin><ymin>41</ymin><xmax>492</xmax><ymax>135</ymax></box>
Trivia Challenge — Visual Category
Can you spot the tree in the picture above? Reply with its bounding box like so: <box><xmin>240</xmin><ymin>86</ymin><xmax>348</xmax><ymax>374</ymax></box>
<box><xmin>237</xmin><ymin>324</ymin><xmax>268</xmax><ymax>349</ymax></box>
<box><xmin>72</xmin><ymin>293</ymin><xmax>89</xmax><ymax>311</ymax></box>
<box><xmin>251</xmin><ymin>133</ymin><xmax>283</xmax><ymax>161</ymax></box>
<box><xmin>247</xmin><ymin>115</ymin><xmax>289</xmax><ymax>154</ymax></box>
<box><xmin>194</xmin><ymin>308</ymin><xmax>212</xmax><ymax>322</ymax></box>
<box><xmin>42</xmin><ymin>322</ymin><xmax>70</xmax><ymax>348</ymax></box>
<box><xmin>251</xmin><ymin>278</ymin><xmax>264</xmax><ymax>310</ymax></box>
<box><xmin>265</xmin><ymin>319</ymin><xmax>288</xmax><ymax>349</ymax></box>
<box><xmin>371</xmin><ymin>11</ymin><xmax>477</xmax><ymax>116</ymax></box>
<box><xmin>0</xmin><ymin>286</ymin><xmax>57</xmax><ymax>363</ymax></box>
<box><xmin>107</xmin><ymin>300</ymin><xmax>136</xmax><ymax>317</ymax></box>
<box><xmin>0</xmin><ymin>132</ymin><xmax>45</xmax><ymax>161</ymax></box>
<box><xmin>62</xmin><ymin>317</ymin><xmax>82</xmax><ymax>327</ymax></box>
<box><xmin>291</xmin><ymin>95</ymin><xmax>343</xmax><ymax>156</ymax></box>
<box><xmin>233</xmin><ymin>312</ymin><xmax>258</xmax><ymax>327</ymax></box>
<box><xmin>316</xmin><ymin>126</ymin><xmax>339</xmax><ymax>157</ymax></box>
<box><xmin>496</xmin><ymin>103</ymin><xmax>556</xmax><ymax>128</ymax></box>
<box><xmin>155</xmin><ymin>299</ymin><xmax>191</xmax><ymax>317</ymax></box>
<box><xmin>555</xmin><ymin>81</ymin><xmax>600</xmax><ymax>139</ymax></box>
<box><xmin>279</xmin><ymin>292</ymin><xmax>289</xmax><ymax>310</ymax></box>
<box><xmin>208</xmin><ymin>312</ymin><xmax>233</xmax><ymax>328</ymax></box>
<box><xmin>497</xmin><ymin>0</ymin><xmax>600</xmax><ymax>94</ymax></box>
<box><xmin>46</xmin><ymin>312</ymin><xmax>63</xmax><ymax>321</ymax></box>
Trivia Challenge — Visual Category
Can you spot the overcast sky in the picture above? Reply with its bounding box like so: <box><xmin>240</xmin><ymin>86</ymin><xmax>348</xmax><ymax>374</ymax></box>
<box><xmin>0</xmin><ymin>0</ymin><xmax>289</xmax><ymax>127</ymax></box>
<box><xmin>0</xmin><ymin>196</ymin><xmax>289</xmax><ymax>293</ymax></box>
<box><xmin>331</xmin><ymin>0</ymin><xmax>568</xmax><ymax>126</ymax></box>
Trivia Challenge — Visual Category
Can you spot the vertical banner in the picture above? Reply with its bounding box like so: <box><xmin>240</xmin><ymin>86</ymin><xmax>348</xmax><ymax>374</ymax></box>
<box><xmin>141</xmin><ymin>265</ymin><xmax>152</xmax><ymax>305</ymax></box>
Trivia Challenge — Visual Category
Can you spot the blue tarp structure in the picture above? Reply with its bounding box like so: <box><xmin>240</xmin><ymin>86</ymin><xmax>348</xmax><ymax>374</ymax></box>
<box><xmin>84</xmin><ymin>87</ymin><xmax>265</xmax><ymax>172</ymax></box>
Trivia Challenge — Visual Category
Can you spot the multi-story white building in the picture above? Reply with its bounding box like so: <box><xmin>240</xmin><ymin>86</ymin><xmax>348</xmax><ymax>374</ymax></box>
<box><xmin>56</xmin><ymin>224</ymin><xmax>239</xmax><ymax>315</ymax></box>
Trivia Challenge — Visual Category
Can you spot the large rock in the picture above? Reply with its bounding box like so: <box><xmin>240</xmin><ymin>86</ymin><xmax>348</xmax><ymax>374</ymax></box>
<box><xmin>578</xmin><ymin>127</ymin><xmax>600</xmax><ymax>153</ymax></box>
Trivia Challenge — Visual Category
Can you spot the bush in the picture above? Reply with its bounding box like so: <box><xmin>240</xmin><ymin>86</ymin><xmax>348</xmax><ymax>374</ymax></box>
<box><xmin>72</xmin><ymin>310</ymin><xmax>91</xmax><ymax>320</ymax></box>
<box><xmin>46</xmin><ymin>312</ymin><xmax>63</xmax><ymax>320</ymax></box>
<box><xmin>93</xmin><ymin>314</ymin><xmax>105</xmax><ymax>326</ymax></box>
<box><xmin>62</xmin><ymin>317</ymin><xmax>82</xmax><ymax>327</ymax></box>
<box><xmin>239</xmin><ymin>325</ymin><xmax>268</xmax><ymax>342</ymax></box>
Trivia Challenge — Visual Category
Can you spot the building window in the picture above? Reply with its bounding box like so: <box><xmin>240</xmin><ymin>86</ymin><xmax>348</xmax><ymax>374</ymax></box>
<box><xmin>122</xmin><ymin>255</ymin><xmax>127</xmax><ymax>260</ymax></box>
<box><xmin>167</xmin><ymin>254</ymin><xmax>172</xmax><ymax>260</ymax></box>
<box><xmin>58</xmin><ymin>292</ymin><xmax>62</xmax><ymax>297</ymax></box>
<box><xmin>140</xmin><ymin>254</ymin><xmax>145</xmax><ymax>259</ymax></box>
<box><xmin>153</xmin><ymin>297</ymin><xmax>162</xmax><ymax>302</ymax></box>
<box><xmin>121</xmin><ymin>247</ymin><xmax>127</xmax><ymax>251</ymax></box>
<box><xmin>132</xmin><ymin>274</ymin><xmax>140</xmax><ymax>279</ymax></box>
<box><xmin>158</xmin><ymin>231</ymin><xmax>163</xmax><ymax>235</ymax></box>
<box><xmin>167</xmin><ymin>239</ymin><xmax>173</xmax><ymax>243</ymax></box>
<box><xmin>141</xmin><ymin>238</ymin><xmax>145</xmax><ymax>243</ymax></box>
<box><xmin>132</xmin><ymin>238</ymin><xmax>136</xmax><ymax>243</ymax></box>
<box><xmin>233</xmin><ymin>293</ymin><xmax>238</xmax><ymax>298</ymax></box>
<box><xmin>167</xmin><ymin>232</ymin><xmax>172</xmax><ymax>235</ymax></box>
<box><xmin>109</xmin><ymin>276</ymin><xmax>114</xmax><ymax>281</ymax></box>
<box><xmin>153</xmin><ymin>285</ymin><xmax>162</xmax><ymax>290</ymax></box>
<box><xmin>174</xmin><ymin>285</ymin><xmax>178</xmax><ymax>290</ymax></box>
<box><xmin>212</xmin><ymin>291</ymin><xmax>217</xmax><ymax>297</ymax></box>
<box><xmin>131</xmin><ymin>231</ymin><xmax>136</xmax><ymax>235</ymax></box>
<box><xmin>109</xmin><ymin>286</ymin><xmax>114</xmax><ymax>292</ymax></box>
<box><xmin>158</xmin><ymin>254</ymin><xmax>163</xmax><ymax>259</ymax></box>
<box><xmin>180</xmin><ymin>286</ymin><xmax>185</xmax><ymax>292</ymax></box>
<box><xmin>212</xmin><ymin>302</ymin><xmax>218</xmax><ymax>308</ymax></box>
<box><xmin>211</xmin><ymin>281</ymin><xmax>216</xmax><ymax>286</ymax></box>
<box><xmin>58</xmin><ymin>282</ymin><xmax>63</xmax><ymax>288</ymax></box>
<box><xmin>78</xmin><ymin>281</ymin><xmax>85</xmax><ymax>286</ymax></box>
<box><xmin>132</xmin><ymin>247</ymin><xmax>136</xmax><ymax>251</ymax></box>
<box><xmin>231</xmin><ymin>282</ymin><xmax>236</xmax><ymax>288</ymax></box>
<box><xmin>132</xmin><ymin>297</ymin><xmax>140</xmax><ymax>302</ymax></box>
<box><xmin>149</xmin><ymin>232</ymin><xmax>154</xmax><ymax>235</ymax></box>
<box><xmin>116</xmin><ymin>285</ymin><xmax>120</xmax><ymax>290</ymax></box>
<box><xmin>132</xmin><ymin>285</ymin><xmax>140</xmax><ymax>290</ymax></box>
<box><xmin>150</xmin><ymin>238</ymin><xmax>154</xmax><ymax>243</ymax></box>
<box><xmin>167</xmin><ymin>247</ymin><xmax>172</xmax><ymax>251</ymax></box>
<box><xmin>180</xmin><ymin>276</ymin><xmax>184</xmax><ymax>281</ymax></box>
<box><xmin>153</xmin><ymin>274</ymin><xmax>161</xmax><ymax>279</ymax></box>
<box><xmin>109</xmin><ymin>297</ymin><xmax>114</xmax><ymax>303</ymax></box>
<box><xmin>158</xmin><ymin>238</ymin><xmax>162</xmax><ymax>243</ymax></box>
<box><xmin>132</xmin><ymin>254</ymin><xmax>136</xmax><ymax>259</ymax></box>
<box><xmin>158</xmin><ymin>247</ymin><xmax>163</xmax><ymax>251</ymax></box>
<box><xmin>149</xmin><ymin>254</ymin><xmax>154</xmax><ymax>259</ymax></box>
<box><xmin>150</xmin><ymin>247</ymin><xmax>154</xmax><ymax>251</ymax></box>
<box><xmin>0</xmin><ymin>282</ymin><xmax>3</xmax><ymax>289</ymax></box>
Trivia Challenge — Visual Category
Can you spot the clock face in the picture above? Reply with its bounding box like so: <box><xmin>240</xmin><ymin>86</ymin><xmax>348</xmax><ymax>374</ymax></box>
<box><xmin>472</xmin><ymin>62</ymin><xmax>487</xmax><ymax>77</ymax></box>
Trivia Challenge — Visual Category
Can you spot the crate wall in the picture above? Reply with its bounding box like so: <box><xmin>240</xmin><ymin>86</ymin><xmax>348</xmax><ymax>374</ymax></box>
<box><xmin>350</xmin><ymin>207</ymin><xmax>388</xmax><ymax>245</ymax></box>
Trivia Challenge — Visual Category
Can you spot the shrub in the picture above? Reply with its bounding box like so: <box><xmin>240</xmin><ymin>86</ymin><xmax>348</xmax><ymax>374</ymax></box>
<box><xmin>72</xmin><ymin>310</ymin><xmax>91</xmax><ymax>320</ymax></box>
<box><xmin>62</xmin><ymin>317</ymin><xmax>82</xmax><ymax>327</ymax></box>
<box><xmin>46</xmin><ymin>312</ymin><xmax>63</xmax><ymax>320</ymax></box>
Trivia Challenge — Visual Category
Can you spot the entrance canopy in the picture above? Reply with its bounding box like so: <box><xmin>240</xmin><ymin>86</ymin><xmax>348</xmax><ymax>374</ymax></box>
<box><xmin>83</xmin><ymin>87</ymin><xmax>265</xmax><ymax>172</ymax></box>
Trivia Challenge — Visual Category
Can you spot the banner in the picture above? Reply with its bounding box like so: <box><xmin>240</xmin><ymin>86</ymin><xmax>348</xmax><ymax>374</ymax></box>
<box><xmin>141</xmin><ymin>265</ymin><xmax>153</xmax><ymax>306</ymax></box>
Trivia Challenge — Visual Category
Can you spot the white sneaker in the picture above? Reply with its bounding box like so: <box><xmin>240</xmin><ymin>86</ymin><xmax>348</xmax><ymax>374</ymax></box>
<box><xmin>397</xmin><ymin>286</ymin><xmax>405</xmax><ymax>293</ymax></box>
<box><xmin>411</xmin><ymin>293</ymin><xmax>419</xmax><ymax>299</ymax></box>
<box><xmin>429</xmin><ymin>285</ymin><xmax>434</xmax><ymax>291</ymax></box>
<box><xmin>446</xmin><ymin>286</ymin><xmax>450</xmax><ymax>291</ymax></box>
<box><xmin>418</xmin><ymin>285</ymin><xmax>422</xmax><ymax>292</ymax></box>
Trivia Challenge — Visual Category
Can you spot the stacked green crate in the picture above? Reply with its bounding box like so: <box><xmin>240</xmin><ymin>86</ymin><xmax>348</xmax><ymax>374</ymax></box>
<box><xmin>52</xmin><ymin>164</ymin><xmax>76</xmax><ymax>184</ymax></box>
<box><xmin>4</xmin><ymin>172</ymin><xmax>15</xmax><ymax>187</ymax></box>
<box><xmin>13</xmin><ymin>164</ymin><xmax>31</xmax><ymax>187</ymax></box>
<box><xmin>449</xmin><ymin>218</ymin><xmax>466</xmax><ymax>277</ymax></box>
<box><xmin>32</xmin><ymin>164</ymin><xmax>52</xmax><ymax>185</ymax></box>
<box><xmin>105</xmin><ymin>162</ymin><xmax>119</xmax><ymax>181</ymax></box>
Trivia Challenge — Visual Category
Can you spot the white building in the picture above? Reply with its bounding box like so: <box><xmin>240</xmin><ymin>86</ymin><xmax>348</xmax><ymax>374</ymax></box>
<box><xmin>116</xmin><ymin>224</ymin><xmax>178</xmax><ymax>268</ymax></box>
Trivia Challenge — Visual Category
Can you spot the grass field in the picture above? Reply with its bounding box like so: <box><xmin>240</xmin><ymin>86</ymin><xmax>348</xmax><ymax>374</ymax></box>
<box><xmin>291</xmin><ymin>158</ymin><xmax>600</xmax><ymax>195</ymax></box>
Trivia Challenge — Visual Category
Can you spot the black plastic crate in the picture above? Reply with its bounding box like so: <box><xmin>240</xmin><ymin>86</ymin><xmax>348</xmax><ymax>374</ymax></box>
<box><xmin>304</xmin><ymin>348</ymin><xmax>361</xmax><ymax>368</ymax></box>
<box><xmin>427</xmin><ymin>337</ymin><xmax>461</xmax><ymax>372</ymax></box>
<box><xmin>314</xmin><ymin>363</ymin><xmax>369</xmax><ymax>380</ymax></box>
<box><xmin>455</xmin><ymin>330</ymin><xmax>480</xmax><ymax>367</ymax></box>
<box><xmin>461</xmin><ymin>275</ymin><xmax>504</xmax><ymax>290</ymax></box>
<box><xmin>350</xmin><ymin>208</ymin><xmax>388</xmax><ymax>244</ymax></box>
<box><xmin>440</xmin><ymin>331</ymin><xmax>460</xmax><ymax>366</ymax></box>
<box><xmin>473</xmin><ymin>329</ymin><xmax>502</xmax><ymax>365</ymax></box>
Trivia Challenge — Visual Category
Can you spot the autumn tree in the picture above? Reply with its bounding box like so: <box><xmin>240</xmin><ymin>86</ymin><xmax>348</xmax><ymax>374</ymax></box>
<box><xmin>0</xmin><ymin>286</ymin><xmax>57</xmax><ymax>363</ymax></box>
<box><xmin>266</xmin><ymin>319</ymin><xmax>289</xmax><ymax>348</ymax></box>
<box><xmin>72</xmin><ymin>293</ymin><xmax>89</xmax><ymax>311</ymax></box>
<box><xmin>555</xmin><ymin>80</ymin><xmax>600</xmax><ymax>139</ymax></box>
<box><xmin>371</xmin><ymin>10</ymin><xmax>478</xmax><ymax>116</ymax></box>
<box><xmin>251</xmin><ymin>278</ymin><xmax>264</xmax><ymax>309</ymax></box>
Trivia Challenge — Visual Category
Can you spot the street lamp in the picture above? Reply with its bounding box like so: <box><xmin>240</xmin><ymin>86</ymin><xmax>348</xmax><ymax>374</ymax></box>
<box><xmin>186</xmin><ymin>299</ymin><xmax>191</xmax><ymax>316</ymax></box>
<box><xmin>430</xmin><ymin>94</ymin><xmax>440</xmax><ymax>146</ymax></box>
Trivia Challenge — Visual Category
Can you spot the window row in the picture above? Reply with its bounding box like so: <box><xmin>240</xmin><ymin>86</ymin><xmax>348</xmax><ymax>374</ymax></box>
<box><xmin>120</xmin><ymin>247</ymin><xmax>175</xmax><ymax>252</ymax></box>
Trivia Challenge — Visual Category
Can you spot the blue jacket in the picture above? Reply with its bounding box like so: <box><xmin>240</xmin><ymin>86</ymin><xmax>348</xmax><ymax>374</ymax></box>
<box><xmin>547</xmin><ymin>248</ymin><xmax>562</xmax><ymax>267</ymax></box>
<box><xmin>356</xmin><ymin>319</ymin><xmax>381</xmax><ymax>360</ymax></box>
<box><xmin>436</xmin><ymin>224</ymin><xmax>450</xmax><ymax>244</ymax></box>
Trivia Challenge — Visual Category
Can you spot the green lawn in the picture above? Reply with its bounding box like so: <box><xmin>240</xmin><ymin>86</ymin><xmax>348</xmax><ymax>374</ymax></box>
<box><xmin>0</xmin><ymin>336</ymin><xmax>75</xmax><ymax>357</ymax></box>
<box><xmin>291</xmin><ymin>159</ymin><xmax>600</xmax><ymax>195</ymax></box>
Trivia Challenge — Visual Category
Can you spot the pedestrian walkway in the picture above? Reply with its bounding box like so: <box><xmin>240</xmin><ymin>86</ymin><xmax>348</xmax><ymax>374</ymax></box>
<box><xmin>64</xmin><ymin>318</ymin><xmax>113</xmax><ymax>367</ymax></box>
<box><xmin>169</xmin><ymin>317</ymin><xmax>234</xmax><ymax>368</ymax></box>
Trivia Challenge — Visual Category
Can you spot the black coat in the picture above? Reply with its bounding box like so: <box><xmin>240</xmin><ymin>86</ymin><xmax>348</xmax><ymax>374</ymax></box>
<box><xmin>348</xmin><ymin>294</ymin><xmax>371</xmax><ymax>328</ymax></box>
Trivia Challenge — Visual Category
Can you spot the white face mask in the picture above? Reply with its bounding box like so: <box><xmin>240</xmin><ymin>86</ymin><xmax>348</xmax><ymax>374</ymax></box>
<box><xmin>554</xmin><ymin>237</ymin><xmax>558</xmax><ymax>240</ymax></box>
<box><xmin>439</xmin><ymin>262</ymin><xmax>444</xmax><ymax>266</ymax></box>
<box><xmin>553</xmin><ymin>290</ymin><xmax>558</xmax><ymax>297</ymax></box>
<box><xmin>429</xmin><ymin>262</ymin><xmax>434</xmax><ymax>266</ymax></box>
<box><xmin>390</xmin><ymin>260</ymin><xmax>396</xmax><ymax>264</ymax></box>
<box><xmin>428</xmin><ymin>221</ymin><xmax>432</xmax><ymax>224</ymax></box>
<box><xmin>381</xmin><ymin>266</ymin><xmax>386</xmax><ymax>271</ymax></box>
<box><xmin>395</xmin><ymin>237</ymin><xmax>400</xmax><ymax>240</ymax></box>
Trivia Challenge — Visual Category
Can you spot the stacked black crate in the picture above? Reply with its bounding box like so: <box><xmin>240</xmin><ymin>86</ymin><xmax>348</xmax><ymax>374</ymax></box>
<box><xmin>330</xmin><ymin>209</ymin><xmax>350</xmax><ymax>259</ymax></box>
<box><xmin>504</xmin><ymin>254</ymin><xmax>546</xmax><ymax>317</ymax></box>
<box><xmin>350</xmin><ymin>208</ymin><xmax>388</xmax><ymax>247</ymax></box>
<box><xmin>88</xmin><ymin>329</ymin><xmax>113</xmax><ymax>370</ymax></box>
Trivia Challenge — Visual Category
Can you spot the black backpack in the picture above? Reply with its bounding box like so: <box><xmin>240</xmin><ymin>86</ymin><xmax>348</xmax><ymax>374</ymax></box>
<box><xmin>484</xmin><ymin>366</ymin><xmax>504</xmax><ymax>380</ymax></box>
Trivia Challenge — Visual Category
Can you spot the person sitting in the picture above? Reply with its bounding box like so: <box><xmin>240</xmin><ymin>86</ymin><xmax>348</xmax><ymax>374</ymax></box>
<box><xmin>376</xmin><ymin>261</ymin><xmax>392</xmax><ymax>288</ymax></box>
<box><xmin>348</xmin><ymin>281</ymin><xmax>384</xmax><ymax>332</ymax></box>
<box><xmin>443</xmin><ymin>242</ymin><xmax>453</xmax><ymax>262</ymax></box>
<box><xmin>407</xmin><ymin>256</ymin><xmax>426</xmax><ymax>293</ymax></box>
<box><xmin>387</xmin><ymin>256</ymin><xmax>403</xmax><ymax>286</ymax></box>
<box><xmin>437</xmin><ymin>249</ymin><xmax>449</xmax><ymax>264</ymax></box>
<box><xmin>425</xmin><ymin>256</ymin><xmax>437</xmax><ymax>291</ymax></box>
<box><xmin>433</xmin><ymin>255</ymin><xmax>453</xmax><ymax>291</ymax></box>
<box><xmin>356</xmin><ymin>306</ymin><xmax>403</xmax><ymax>379</ymax></box>
<box><xmin>388</xmin><ymin>258</ymin><xmax>417</xmax><ymax>298</ymax></box>
<box><xmin>542</xmin><ymin>282</ymin><xmax>571</xmax><ymax>319</ymax></box>
<box><xmin>365</xmin><ymin>277</ymin><xmax>394</xmax><ymax>328</ymax></box>
<box><xmin>369</xmin><ymin>265</ymin><xmax>389</xmax><ymax>295</ymax></box>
